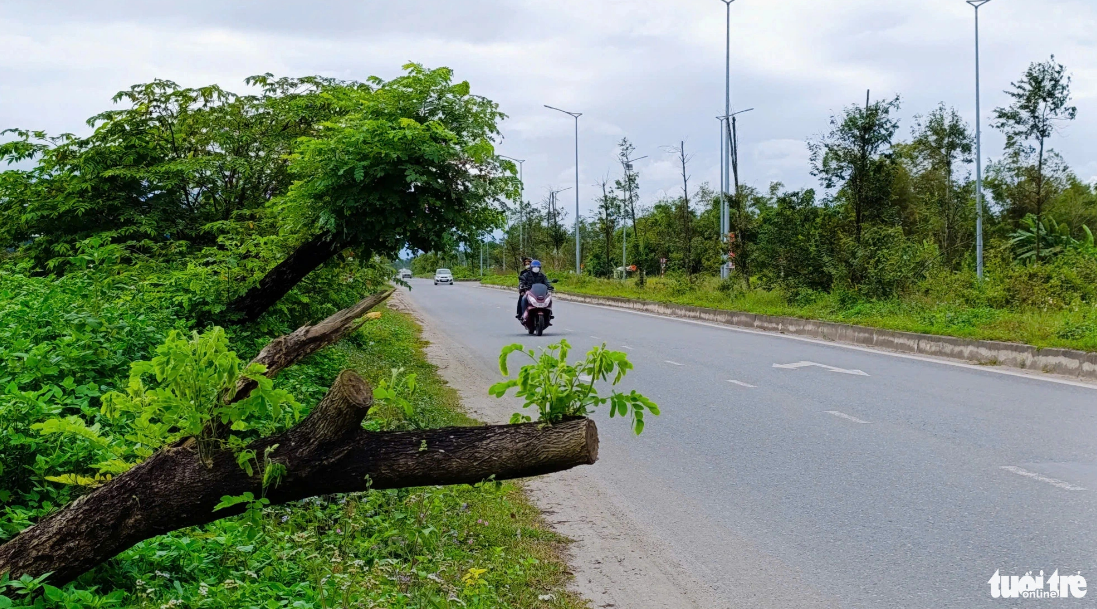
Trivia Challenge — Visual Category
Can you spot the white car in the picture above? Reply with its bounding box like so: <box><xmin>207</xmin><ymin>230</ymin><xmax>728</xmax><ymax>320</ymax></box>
<box><xmin>434</xmin><ymin>269</ymin><xmax>454</xmax><ymax>285</ymax></box>
<box><xmin>397</xmin><ymin>268</ymin><xmax>413</xmax><ymax>280</ymax></box>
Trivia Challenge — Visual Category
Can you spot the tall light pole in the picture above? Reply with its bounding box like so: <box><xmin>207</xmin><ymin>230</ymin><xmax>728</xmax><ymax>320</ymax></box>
<box><xmin>718</xmin><ymin>0</ymin><xmax>737</xmax><ymax>278</ymax></box>
<box><xmin>619</xmin><ymin>153</ymin><xmax>647</xmax><ymax>277</ymax></box>
<box><xmin>499</xmin><ymin>155</ymin><xmax>526</xmax><ymax>261</ymax></box>
<box><xmin>545</xmin><ymin>105</ymin><xmax>583</xmax><ymax>274</ymax></box>
<box><xmin>968</xmin><ymin>0</ymin><xmax>991</xmax><ymax>280</ymax></box>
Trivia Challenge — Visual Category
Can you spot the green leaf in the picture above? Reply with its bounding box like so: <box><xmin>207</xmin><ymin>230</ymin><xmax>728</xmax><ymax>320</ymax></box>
<box><xmin>489</xmin><ymin>379</ymin><xmax>518</xmax><ymax>397</ymax></box>
<box><xmin>498</xmin><ymin>343</ymin><xmax>526</xmax><ymax>376</ymax></box>
<box><xmin>213</xmin><ymin>492</ymin><xmax>255</xmax><ymax>512</ymax></box>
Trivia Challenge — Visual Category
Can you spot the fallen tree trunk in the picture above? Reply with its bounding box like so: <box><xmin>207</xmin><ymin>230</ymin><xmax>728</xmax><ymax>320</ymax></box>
<box><xmin>0</xmin><ymin>370</ymin><xmax>599</xmax><ymax>584</ymax></box>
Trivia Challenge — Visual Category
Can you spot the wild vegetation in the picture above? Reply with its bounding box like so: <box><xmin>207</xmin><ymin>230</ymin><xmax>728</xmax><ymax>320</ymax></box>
<box><xmin>0</xmin><ymin>64</ymin><xmax>662</xmax><ymax>607</ymax></box>
<box><xmin>443</xmin><ymin>57</ymin><xmax>1097</xmax><ymax>350</ymax></box>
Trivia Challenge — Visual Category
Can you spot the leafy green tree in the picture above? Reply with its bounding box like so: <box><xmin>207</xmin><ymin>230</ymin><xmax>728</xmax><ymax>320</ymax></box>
<box><xmin>542</xmin><ymin>189</ymin><xmax>569</xmax><ymax>255</ymax></box>
<box><xmin>593</xmin><ymin>179</ymin><xmax>622</xmax><ymax>276</ymax></box>
<box><xmin>752</xmin><ymin>186</ymin><xmax>832</xmax><ymax>291</ymax></box>
<box><xmin>909</xmin><ymin>104</ymin><xmax>975</xmax><ymax>266</ymax></box>
<box><xmin>614</xmin><ymin>138</ymin><xmax>645</xmax><ymax>270</ymax></box>
<box><xmin>228</xmin><ymin>64</ymin><xmax>511</xmax><ymax>322</ymax></box>
<box><xmin>992</xmin><ymin>56</ymin><xmax>1077</xmax><ymax>260</ymax></box>
<box><xmin>0</xmin><ymin>76</ymin><xmax>355</xmax><ymax>265</ymax></box>
<box><xmin>809</xmin><ymin>94</ymin><xmax>902</xmax><ymax>245</ymax></box>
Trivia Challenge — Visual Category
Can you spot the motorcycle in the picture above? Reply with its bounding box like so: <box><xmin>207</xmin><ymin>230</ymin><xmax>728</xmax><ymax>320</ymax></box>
<box><xmin>519</xmin><ymin>281</ymin><xmax>556</xmax><ymax>336</ymax></box>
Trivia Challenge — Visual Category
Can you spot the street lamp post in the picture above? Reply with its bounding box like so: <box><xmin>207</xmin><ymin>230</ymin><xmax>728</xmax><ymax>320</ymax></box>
<box><xmin>967</xmin><ymin>0</ymin><xmax>991</xmax><ymax>280</ymax></box>
<box><xmin>545</xmin><ymin>105</ymin><xmax>583</xmax><ymax>274</ymax></box>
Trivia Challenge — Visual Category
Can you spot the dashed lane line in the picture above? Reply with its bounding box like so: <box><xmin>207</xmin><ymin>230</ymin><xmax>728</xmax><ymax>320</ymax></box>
<box><xmin>825</xmin><ymin>411</ymin><xmax>871</xmax><ymax>424</ymax></box>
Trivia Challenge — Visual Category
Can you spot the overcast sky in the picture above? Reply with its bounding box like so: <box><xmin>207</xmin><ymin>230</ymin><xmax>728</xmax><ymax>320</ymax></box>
<box><xmin>2</xmin><ymin>0</ymin><xmax>1095</xmax><ymax>222</ymax></box>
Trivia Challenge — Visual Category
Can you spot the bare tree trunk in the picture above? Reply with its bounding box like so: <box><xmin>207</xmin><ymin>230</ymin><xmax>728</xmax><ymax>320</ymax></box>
<box><xmin>677</xmin><ymin>141</ymin><xmax>693</xmax><ymax>279</ymax></box>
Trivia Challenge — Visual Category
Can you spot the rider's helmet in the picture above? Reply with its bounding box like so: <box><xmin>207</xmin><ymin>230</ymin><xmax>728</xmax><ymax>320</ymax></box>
<box><xmin>531</xmin><ymin>260</ymin><xmax>542</xmax><ymax>273</ymax></box>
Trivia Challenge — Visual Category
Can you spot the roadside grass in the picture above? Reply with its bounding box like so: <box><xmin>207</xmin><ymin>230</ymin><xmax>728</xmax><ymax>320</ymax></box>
<box><xmin>83</xmin><ymin>308</ymin><xmax>585</xmax><ymax>609</ymax></box>
<box><xmin>481</xmin><ymin>273</ymin><xmax>1097</xmax><ymax>352</ymax></box>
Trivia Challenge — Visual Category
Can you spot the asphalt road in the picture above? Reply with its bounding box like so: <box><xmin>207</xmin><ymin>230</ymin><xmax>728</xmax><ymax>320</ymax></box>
<box><xmin>403</xmin><ymin>279</ymin><xmax>1097</xmax><ymax>608</ymax></box>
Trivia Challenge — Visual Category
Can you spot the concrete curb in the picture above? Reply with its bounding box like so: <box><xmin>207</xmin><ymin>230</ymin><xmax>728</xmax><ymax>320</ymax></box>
<box><xmin>477</xmin><ymin>282</ymin><xmax>1097</xmax><ymax>381</ymax></box>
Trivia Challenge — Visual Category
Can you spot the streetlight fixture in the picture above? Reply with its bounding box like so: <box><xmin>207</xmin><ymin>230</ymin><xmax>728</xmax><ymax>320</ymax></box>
<box><xmin>967</xmin><ymin>0</ymin><xmax>991</xmax><ymax>280</ymax></box>
<box><xmin>545</xmin><ymin>105</ymin><xmax>583</xmax><ymax>274</ymax></box>
<box><xmin>718</xmin><ymin>0</ymin><xmax>737</xmax><ymax>279</ymax></box>
<box><xmin>498</xmin><ymin>155</ymin><xmax>526</xmax><ymax>261</ymax></box>
<box><xmin>620</xmin><ymin>153</ymin><xmax>647</xmax><ymax>277</ymax></box>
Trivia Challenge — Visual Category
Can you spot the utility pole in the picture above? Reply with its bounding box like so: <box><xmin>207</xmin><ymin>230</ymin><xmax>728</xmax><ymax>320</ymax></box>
<box><xmin>718</xmin><ymin>108</ymin><xmax>753</xmax><ymax>278</ymax></box>
<box><xmin>968</xmin><ymin>0</ymin><xmax>991</xmax><ymax>279</ymax></box>
<box><xmin>719</xmin><ymin>0</ymin><xmax>736</xmax><ymax>279</ymax></box>
<box><xmin>545</xmin><ymin>105</ymin><xmax>583</xmax><ymax>274</ymax></box>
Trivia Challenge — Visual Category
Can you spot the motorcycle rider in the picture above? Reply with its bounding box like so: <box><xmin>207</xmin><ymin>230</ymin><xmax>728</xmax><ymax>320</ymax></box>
<box><xmin>516</xmin><ymin>258</ymin><xmax>533</xmax><ymax>318</ymax></box>
<box><xmin>518</xmin><ymin>260</ymin><xmax>551</xmax><ymax>320</ymax></box>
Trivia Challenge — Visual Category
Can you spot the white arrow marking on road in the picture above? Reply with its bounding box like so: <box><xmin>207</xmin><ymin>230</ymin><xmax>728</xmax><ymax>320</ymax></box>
<box><xmin>1000</xmin><ymin>466</ymin><xmax>1086</xmax><ymax>491</ymax></box>
<box><xmin>825</xmin><ymin>411</ymin><xmax>870</xmax><ymax>424</ymax></box>
<box><xmin>727</xmin><ymin>380</ymin><xmax>756</xmax><ymax>388</ymax></box>
<box><xmin>773</xmin><ymin>361</ymin><xmax>869</xmax><ymax>376</ymax></box>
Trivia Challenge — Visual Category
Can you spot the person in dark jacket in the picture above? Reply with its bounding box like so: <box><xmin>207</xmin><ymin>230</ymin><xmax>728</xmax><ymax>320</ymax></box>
<box><xmin>516</xmin><ymin>258</ymin><xmax>532</xmax><ymax>318</ymax></box>
<box><xmin>518</xmin><ymin>260</ymin><xmax>550</xmax><ymax>319</ymax></box>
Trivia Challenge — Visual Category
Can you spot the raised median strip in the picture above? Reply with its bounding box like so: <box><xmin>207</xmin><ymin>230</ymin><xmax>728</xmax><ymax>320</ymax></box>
<box><xmin>478</xmin><ymin>282</ymin><xmax>1097</xmax><ymax>382</ymax></box>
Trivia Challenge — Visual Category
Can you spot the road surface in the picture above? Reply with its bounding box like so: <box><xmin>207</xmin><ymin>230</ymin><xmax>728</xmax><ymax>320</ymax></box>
<box><xmin>401</xmin><ymin>280</ymin><xmax>1097</xmax><ymax>608</ymax></box>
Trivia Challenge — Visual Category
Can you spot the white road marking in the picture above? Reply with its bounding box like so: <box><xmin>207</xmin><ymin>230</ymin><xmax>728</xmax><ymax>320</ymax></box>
<box><xmin>620</xmin><ymin>345</ymin><xmax>633</xmax><ymax>350</ymax></box>
<box><xmin>1000</xmin><ymin>466</ymin><xmax>1086</xmax><ymax>491</ymax></box>
<box><xmin>727</xmin><ymin>380</ymin><xmax>756</xmax><ymax>388</ymax></box>
<box><xmin>590</xmin><ymin>335</ymin><xmax>601</xmax><ymax>339</ymax></box>
<box><xmin>578</xmin><ymin>374</ymin><xmax>593</xmax><ymax>382</ymax></box>
<box><xmin>825</xmin><ymin>411</ymin><xmax>871</xmax><ymax>424</ymax></box>
<box><xmin>774</xmin><ymin>361</ymin><xmax>869</xmax><ymax>376</ymax></box>
<box><xmin>520</xmin><ymin>293</ymin><xmax>1097</xmax><ymax>391</ymax></box>
<box><xmin>665</xmin><ymin>360</ymin><xmax>684</xmax><ymax>366</ymax></box>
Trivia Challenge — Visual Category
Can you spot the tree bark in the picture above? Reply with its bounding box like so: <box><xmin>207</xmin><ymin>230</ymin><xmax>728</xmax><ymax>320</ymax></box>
<box><xmin>224</xmin><ymin>231</ymin><xmax>348</xmax><ymax>325</ymax></box>
<box><xmin>0</xmin><ymin>370</ymin><xmax>599</xmax><ymax>585</ymax></box>
<box><xmin>229</xmin><ymin>288</ymin><xmax>395</xmax><ymax>403</ymax></box>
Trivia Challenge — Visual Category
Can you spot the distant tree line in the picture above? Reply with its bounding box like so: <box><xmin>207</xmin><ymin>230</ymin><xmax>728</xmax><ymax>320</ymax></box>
<box><xmin>430</xmin><ymin>56</ymin><xmax>1096</xmax><ymax>304</ymax></box>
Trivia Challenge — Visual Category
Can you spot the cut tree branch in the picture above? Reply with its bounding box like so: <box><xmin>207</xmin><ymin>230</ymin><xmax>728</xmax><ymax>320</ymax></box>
<box><xmin>0</xmin><ymin>370</ymin><xmax>599</xmax><ymax>585</ymax></box>
<box><xmin>229</xmin><ymin>288</ymin><xmax>395</xmax><ymax>403</ymax></box>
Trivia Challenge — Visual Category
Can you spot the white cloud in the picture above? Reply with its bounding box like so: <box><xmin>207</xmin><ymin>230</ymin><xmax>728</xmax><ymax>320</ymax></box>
<box><xmin>1</xmin><ymin>0</ymin><xmax>1094</xmax><ymax>219</ymax></box>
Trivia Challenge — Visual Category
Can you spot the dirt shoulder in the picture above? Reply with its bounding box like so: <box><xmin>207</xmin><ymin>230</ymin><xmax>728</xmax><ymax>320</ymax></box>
<box><xmin>389</xmin><ymin>289</ymin><xmax>728</xmax><ymax>609</ymax></box>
